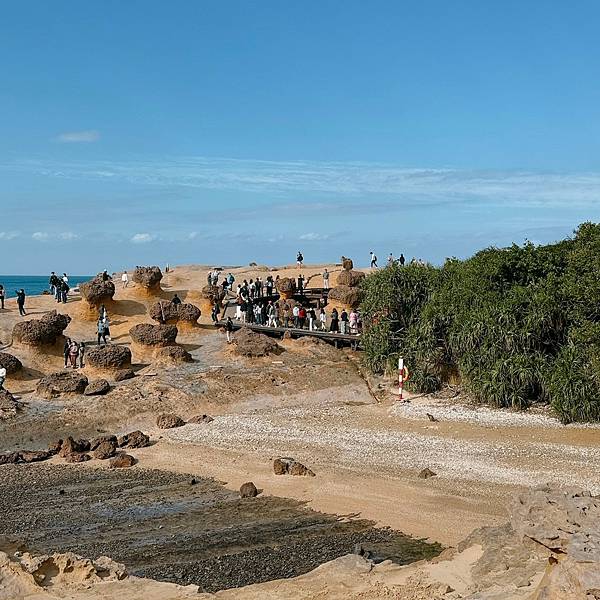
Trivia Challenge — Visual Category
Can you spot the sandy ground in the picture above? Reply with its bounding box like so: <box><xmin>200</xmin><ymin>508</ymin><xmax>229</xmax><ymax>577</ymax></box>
<box><xmin>2</xmin><ymin>262</ymin><xmax>600</xmax><ymax>597</ymax></box>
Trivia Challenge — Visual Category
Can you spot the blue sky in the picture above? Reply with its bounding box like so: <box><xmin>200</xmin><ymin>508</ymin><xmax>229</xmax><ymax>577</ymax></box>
<box><xmin>1</xmin><ymin>1</ymin><xmax>600</xmax><ymax>274</ymax></box>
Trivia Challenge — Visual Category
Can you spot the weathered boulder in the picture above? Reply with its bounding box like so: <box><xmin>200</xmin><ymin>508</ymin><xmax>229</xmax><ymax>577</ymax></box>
<box><xmin>117</xmin><ymin>430</ymin><xmax>150</xmax><ymax>449</ymax></box>
<box><xmin>36</xmin><ymin>372</ymin><xmax>88</xmax><ymax>399</ymax></box>
<box><xmin>132</xmin><ymin>266</ymin><xmax>163</xmax><ymax>290</ymax></box>
<box><xmin>86</xmin><ymin>345</ymin><xmax>132</xmax><ymax>370</ymax></box>
<box><xmin>0</xmin><ymin>352</ymin><xmax>23</xmax><ymax>375</ymax></box>
<box><xmin>240</xmin><ymin>482</ymin><xmax>258</xmax><ymax>498</ymax></box>
<box><xmin>47</xmin><ymin>440</ymin><xmax>63</xmax><ymax>455</ymax></box>
<box><xmin>79</xmin><ymin>276</ymin><xmax>116</xmax><ymax>305</ymax></box>
<box><xmin>156</xmin><ymin>413</ymin><xmax>185</xmax><ymax>429</ymax></box>
<box><xmin>277</xmin><ymin>277</ymin><xmax>296</xmax><ymax>299</ymax></box>
<box><xmin>336</xmin><ymin>269</ymin><xmax>365</xmax><ymax>287</ymax></box>
<box><xmin>0</xmin><ymin>452</ymin><xmax>20</xmax><ymax>465</ymax></box>
<box><xmin>327</xmin><ymin>285</ymin><xmax>362</xmax><ymax>309</ymax></box>
<box><xmin>200</xmin><ymin>284</ymin><xmax>226</xmax><ymax>303</ymax></box>
<box><xmin>273</xmin><ymin>457</ymin><xmax>315</xmax><ymax>477</ymax></box>
<box><xmin>64</xmin><ymin>452</ymin><xmax>91</xmax><ymax>463</ymax></box>
<box><xmin>114</xmin><ymin>369</ymin><xmax>135</xmax><ymax>382</ymax></box>
<box><xmin>13</xmin><ymin>311</ymin><xmax>71</xmax><ymax>346</ymax></box>
<box><xmin>19</xmin><ymin>450</ymin><xmax>51</xmax><ymax>463</ymax></box>
<box><xmin>90</xmin><ymin>435</ymin><xmax>117</xmax><ymax>451</ymax></box>
<box><xmin>129</xmin><ymin>323</ymin><xmax>177</xmax><ymax>347</ymax></box>
<box><xmin>58</xmin><ymin>437</ymin><xmax>91</xmax><ymax>457</ymax></box>
<box><xmin>341</xmin><ymin>256</ymin><xmax>354</xmax><ymax>271</ymax></box>
<box><xmin>149</xmin><ymin>301</ymin><xmax>201</xmax><ymax>326</ymax></box>
<box><xmin>0</xmin><ymin>389</ymin><xmax>23</xmax><ymax>420</ymax></box>
<box><xmin>84</xmin><ymin>379</ymin><xmax>110</xmax><ymax>396</ymax></box>
<box><xmin>93</xmin><ymin>440</ymin><xmax>117</xmax><ymax>460</ymax></box>
<box><xmin>109</xmin><ymin>453</ymin><xmax>136</xmax><ymax>468</ymax></box>
<box><xmin>154</xmin><ymin>345</ymin><xmax>193</xmax><ymax>363</ymax></box>
<box><xmin>232</xmin><ymin>327</ymin><xmax>283</xmax><ymax>357</ymax></box>
<box><xmin>188</xmin><ymin>414</ymin><xmax>214</xmax><ymax>424</ymax></box>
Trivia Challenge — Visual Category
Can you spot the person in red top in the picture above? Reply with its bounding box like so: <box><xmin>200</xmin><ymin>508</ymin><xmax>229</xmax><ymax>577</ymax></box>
<box><xmin>298</xmin><ymin>306</ymin><xmax>307</xmax><ymax>329</ymax></box>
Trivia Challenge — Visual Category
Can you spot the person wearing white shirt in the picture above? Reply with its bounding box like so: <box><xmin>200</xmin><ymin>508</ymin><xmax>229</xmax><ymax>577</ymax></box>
<box><xmin>121</xmin><ymin>271</ymin><xmax>129</xmax><ymax>288</ymax></box>
<box><xmin>0</xmin><ymin>366</ymin><xmax>6</xmax><ymax>390</ymax></box>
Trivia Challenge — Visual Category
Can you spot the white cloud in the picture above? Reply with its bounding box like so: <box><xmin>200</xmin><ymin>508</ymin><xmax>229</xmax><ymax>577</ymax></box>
<box><xmin>299</xmin><ymin>232</ymin><xmax>330</xmax><ymax>241</ymax></box>
<box><xmin>187</xmin><ymin>231</ymin><xmax>198</xmax><ymax>240</ymax></box>
<box><xmin>131</xmin><ymin>233</ymin><xmax>155</xmax><ymax>244</ymax></box>
<box><xmin>56</xmin><ymin>130</ymin><xmax>100</xmax><ymax>143</ymax></box>
<box><xmin>32</xmin><ymin>232</ymin><xmax>49</xmax><ymax>241</ymax></box>
<box><xmin>0</xmin><ymin>231</ymin><xmax>19</xmax><ymax>240</ymax></box>
<box><xmin>59</xmin><ymin>232</ymin><xmax>79</xmax><ymax>240</ymax></box>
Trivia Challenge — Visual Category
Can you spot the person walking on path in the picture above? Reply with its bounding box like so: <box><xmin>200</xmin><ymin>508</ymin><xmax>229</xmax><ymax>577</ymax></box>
<box><xmin>63</xmin><ymin>338</ymin><xmax>71</xmax><ymax>367</ymax></box>
<box><xmin>0</xmin><ymin>285</ymin><xmax>5</xmax><ymax>309</ymax></box>
<box><xmin>308</xmin><ymin>307</ymin><xmax>316</xmax><ymax>331</ymax></box>
<box><xmin>322</xmin><ymin>269</ymin><xmax>330</xmax><ymax>290</ymax></box>
<box><xmin>121</xmin><ymin>271</ymin><xmax>129</xmax><ymax>288</ymax></box>
<box><xmin>78</xmin><ymin>342</ymin><xmax>86</xmax><ymax>368</ymax></box>
<box><xmin>340</xmin><ymin>309</ymin><xmax>349</xmax><ymax>334</ymax></box>
<box><xmin>329</xmin><ymin>308</ymin><xmax>339</xmax><ymax>333</ymax></box>
<box><xmin>349</xmin><ymin>309</ymin><xmax>359</xmax><ymax>334</ymax></box>
<box><xmin>211</xmin><ymin>302</ymin><xmax>220</xmax><ymax>324</ymax></box>
<box><xmin>49</xmin><ymin>272</ymin><xmax>58</xmax><ymax>297</ymax></box>
<box><xmin>292</xmin><ymin>304</ymin><xmax>300</xmax><ymax>328</ymax></box>
<box><xmin>225</xmin><ymin>316</ymin><xmax>234</xmax><ymax>343</ymax></box>
<box><xmin>370</xmin><ymin>252</ymin><xmax>378</xmax><ymax>269</ymax></box>
<box><xmin>99</xmin><ymin>304</ymin><xmax>108</xmax><ymax>320</ymax></box>
<box><xmin>297</xmin><ymin>274</ymin><xmax>305</xmax><ymax>295</ymax></box>
<box><xmin>15</xmin><ymin>289</ymin><xmax>26</xmax><ymax>316</ymax></box>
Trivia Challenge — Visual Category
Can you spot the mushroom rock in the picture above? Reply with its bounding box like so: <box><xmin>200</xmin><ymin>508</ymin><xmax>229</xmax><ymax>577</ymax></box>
<box><xmin>336</xmin><ymin>270</ymin><xmax>365</xmax><ymax>287</ymax></box>
<box><xmin>149</xmin><ymin>300</ymin><xmax>201</xmax><ymax>328</ymax></box>
<box><xmin>86</xmin><ymin>345</ymin><xmax>132</xmax><ymax>372</ymax></box>
<box><xmin>233</xmin><ymin>327</ymin><xmax>283</xmax><ymax>357</ymax></box>
<box><xmin>132</xmin><ymin>266</ymin><xmax>163</xmax><ymax>295</ymax></box>
<box><xmin>188</xmin><ymin>284</ymin><xmax>226</xmax><ymax>315</ymax></box>
<box><xmin>129</xmin><ymin>323</ymin><xmax>177</xmax><ymax>348</ymax></box>
<box><xmin>13</xmin><ymin>311</ymin><xmax>71</xmax><ymax>350</ymax></box>
<box><xmin>277</xmin><ymin>277</ymin><xmax>296</xmax><ymax>300</ymax></box>
<box><xmin>327</xmin><ymin>285</ymin><xmax>362</xmax><ymax>312</ymax></box>
<box><xmin>78</xmin><ymin>276</ymin><xmax>116</xmax><ymax>319</ymax></box>
<box><xmin>0</xmin><ymin>352</ymin><xmax>23</xmax><ymax>376</ymax></box>
<box><xmin>341</xmin><ymin>256</ymin><xmax>354</xmax><ymax>271</ymax></box>
<box><xmin>153</xmin><ymin>345</ymin><xmax>193</xmax><ymax>364</ymax></box>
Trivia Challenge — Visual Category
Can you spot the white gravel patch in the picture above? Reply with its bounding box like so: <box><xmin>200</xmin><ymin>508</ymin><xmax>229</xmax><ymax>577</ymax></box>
<box><xmin>166</xmin><ymin>406</ymin><xmax>600</xmax><ymax>493</ymax></box>
<box><xmin>392</xmin><ymin>398</ymin><xmax>600</xmax><ymax>429</ymax></box>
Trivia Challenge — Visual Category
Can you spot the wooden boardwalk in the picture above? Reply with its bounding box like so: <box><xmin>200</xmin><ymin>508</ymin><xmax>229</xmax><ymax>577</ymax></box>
<box><xmin>218</xmin><ymin>320</ymin><xmax>362</xmax><ymax>349</ymax></box>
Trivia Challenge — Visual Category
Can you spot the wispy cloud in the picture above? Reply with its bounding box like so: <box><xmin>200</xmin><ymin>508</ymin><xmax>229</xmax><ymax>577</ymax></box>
<box><xmin>131</xmin><ymin>232</ymin><xmax>155</xmax><ymax>244</ymax></box>
<box><xmin>5</xmin><ymin>156</ymin><xmax>600</xmax><ymax>209</ymax></box>
<box><xmin>31</xmin><ymin>231</ymin><xmax>80</xmax><ymax>242</ymax></box>
<box><xmin>299</xmin><ymin>232</ymin><xmax>330</xmax><ymax>241</ymax></box>
<box><xmin>0</xmin><ymin>231</ymin><xmax>19</xmax><ymax>240</ymax></box>
<box><xmin>32</xmin><ymin>232</ymin><xmax>49</xmax><ymax>241</ymax></box>
<box><xmin>56</xmin><ymin>130</ymin><xmax>100</xmax><ymax>143</ymax></box>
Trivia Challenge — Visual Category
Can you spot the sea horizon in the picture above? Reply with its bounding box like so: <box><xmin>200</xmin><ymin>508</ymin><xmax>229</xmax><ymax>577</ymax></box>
<box><xmin>0</xmin><ymin>275</ymin><xmax>93</xmax><ymax>297</ymax></box>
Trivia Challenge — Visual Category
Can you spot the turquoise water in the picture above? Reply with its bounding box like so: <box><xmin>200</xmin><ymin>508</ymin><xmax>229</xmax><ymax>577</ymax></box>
<box><xmin>0</xmin><ymin>275</ymin><xmax>93</xmax><ymax>298</ymax></box>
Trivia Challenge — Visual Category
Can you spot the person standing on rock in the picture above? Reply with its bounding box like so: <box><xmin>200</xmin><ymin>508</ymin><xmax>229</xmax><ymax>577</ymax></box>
<box><xmin>171</xmin><ymin>294</ymin><xmax>182</xmax><ymax>305</ymax></box>
<box><xmin>322</xmin><ymin>269</ymin><xmax>330</xmax><ymax>290</ymax></box>
<box><xmin>297</xmin><ymin>251</ymin><xmax>304</xmax><ymax>267</ymax></box>
<box><xmin>0</xmin><ymin>284</ymin><xmax>5</xmax><ymax>309</ymax></box>
<box><xmin>79</xmin><ymin>341</ymin><xmax>86</xmax><ymax>368</ymax></box>
<box><xmin>121</xmin><ymin>271</ymin><xmax>129</xmax><ymax>288</ymax></box>
<box><xmin>225</xmin><ymin>316</ymin><xmax>234</xmax><ymax>343</ymax></box>
<box><xmin>15</xmin><ymin>289</ymin><xmax>26</xmax><ymax>316</ymax></box>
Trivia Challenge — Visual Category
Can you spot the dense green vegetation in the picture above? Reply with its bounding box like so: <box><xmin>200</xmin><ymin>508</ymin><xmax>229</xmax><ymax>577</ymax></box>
<box><xmin>360</xmin><ymin>223</ymin><xmax>600</xmax><ymax>423</ymax></box>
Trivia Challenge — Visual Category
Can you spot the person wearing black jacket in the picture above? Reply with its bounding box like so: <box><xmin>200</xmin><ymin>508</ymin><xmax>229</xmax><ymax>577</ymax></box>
<box><xmin>15</xmin><ymin>289</ymin><xmax>26</xmax><ymax>316</ymax></box>
<box><xmin>171</xmin><ymin>294</ymin><xmax>182</xmax><ymax>305</ymax></box>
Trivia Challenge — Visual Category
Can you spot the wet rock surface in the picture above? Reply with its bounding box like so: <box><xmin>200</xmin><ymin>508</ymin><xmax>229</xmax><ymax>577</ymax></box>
<box><xmin>0</xmin><ymin>464</ymin><xmax>440</xmax><ymax>593</ymax></box>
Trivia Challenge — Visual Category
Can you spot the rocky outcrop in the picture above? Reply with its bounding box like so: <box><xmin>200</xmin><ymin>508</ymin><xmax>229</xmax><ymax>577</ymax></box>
<box><xmin>273</xmin><ymin>457</ymin><xmax>315</xmax><ymax>477</ymax></box>
<box><xmin>153</xmin><ymin>345</ymin><xmax>193</xmax><ymax>363</ymax></box>
<box><xmin>132</xmin><ymin>266</ymin><xmax>163</xmax><ymax>293</ymax></box>
<box><xmin>341</xmin><ymin>256</ymin><xmax>354</xmax><ymax>271</ymax></box>
<box><xmin>418</xmin><ymin>467</ymin><xmax>437</xmax><ymax>479</ymax></box>
<box><xmin>84</xmin><ymin>379</ymin><xmax>111</xmax><ymax>396</ymax></box>
<box><xmin>277</xmin><ymin>277</ymin><xmax>296</xmax><ymax>299</ymax></box>
<box><xmin>240</xmin><ymin>482</ymin><xmax>258</xmax><ymax>498</ymax></box>
<box><xmin>90</xmin><ymin>435</ymin><xmax>117</xmax><ymax>450</ymax></box>
<box><xmin>188</xmin><ymin>414</ymin><xmax>214</xmax><ymax>424</ymax></box>
<box><xmin>36</xmin><ymin>372</ymin><xmax>88</xmax><ymax>399</ymax></box>
<box><xmin>79</xmin><ymin>276</ymin><xmax>115</xmax><ymax>318</ymax></box>
<box><xmin>86</xmin><ymin>345</ymin><xmax>132</xmax><ymax>370</ymax></box>
<box><xmin>0</xmin><ymin>352</ymin><xmax>23</xmax><ymax>375</ymax></box>
<box><xmin>13</xmin><ymin>311</ymin><xmax>71</xmax><ymax>347</ymax></box>
<box><xmin>0</xmin><ymin>449</ymin><xmax>50</xmax><ymax>464</ymax></box>
<box><xmin>109</xmin><ymin>453</ymin><xmax>136</xmax><ymax>468</ymax></box>
<box><xmin>64</xmin><ymin>452</ymin><xmax>91</xmax><ymax>463</ymax></box>
<box><xmin>327</xmin><ymin>285</ymin><xmax>362</xmax><ymax>310</ymax></box>
<box><xmin>0</xmin><ymin>389</ymin><xmax>23</xmax><ymax>420</ymax></box>
<box><xmin>129</xmin><ymin>323</ymin><xmax>177</xmax><ymax>347</ymax></box>
<box><xmin>93</xmin><ymin>440</ymin><xmax>117</xmax><ymax>459</ymax></box>
<box><xmin>117</xmin><ymin>430</ymin><xmax>150</xmax><ymax>448</ymax></box>
<box><xmin>336</xmin><ymin>270</ymin><xmax>365</xmax><ymax>287</ymax></box>
<box><xmin>149</xmin><ymin>300</ymin><xmax>201</xmax><ymax>327</ymax></box>
<box><xmin>232</xmin><ymin>327</ymin><xmax>283</xmax><ymax>357</ymax></box>
<box><xmin>156</xmin><ymin>413</ymin><xmax>185</xmax><ymax>429</ymax></box>
<box><xmin>58</xmin><ymin>437</ymin><xmax>91</xmax><ymax>457</ymax></box>
<box><xmin>192</xmin><ymin>284</ymin><xmax>226</xmax><ymax>314</ymax></box>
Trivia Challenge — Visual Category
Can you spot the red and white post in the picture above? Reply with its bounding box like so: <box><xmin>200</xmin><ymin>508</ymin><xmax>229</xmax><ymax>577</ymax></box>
<box><xmin>398</xmin><ymin>357</ymin><xmax>405</xmax><ymax>400</ymax></box>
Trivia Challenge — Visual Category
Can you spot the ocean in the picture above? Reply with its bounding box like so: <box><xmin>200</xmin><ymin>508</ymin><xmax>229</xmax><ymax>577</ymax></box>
<box><xmin>0</xmin><ymin>275</ymin><xmax>93</xmax><ymax>298</ymax></box>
